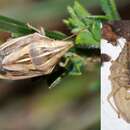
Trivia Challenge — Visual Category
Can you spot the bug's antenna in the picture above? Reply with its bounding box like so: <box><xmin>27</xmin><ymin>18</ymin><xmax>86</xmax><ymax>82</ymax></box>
<box><xmin>27</xmin><ymin>23</ymin><xmax>40</xmax><ymax>32</ymax></box>
<box><xmin>62</xmin><ymin>28</ymin><xmax>87</xmax><ymax>41</ymax></box>
<box><xmin>62</xmin><ymin>33</ymin><xmax>77</xmax><ymax>41</ymax></box>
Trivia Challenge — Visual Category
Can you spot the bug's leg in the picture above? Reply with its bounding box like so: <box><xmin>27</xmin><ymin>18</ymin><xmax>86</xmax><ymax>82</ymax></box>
<box><xmin>49</xmin><ymin>72</ymin><xmax>66</xmax><ymax>89</ymax></box>
<box><xmin>49</xmin><ymin>76</ymin><xmax>62</xmax><ymax>89</ymax></box>
<box><xmin>59</xmin><ymin>58</ymin><xmax>70</xmax><ymax>68</ymax></box>
<box><xmin>107</xmin><ymin>86</ymin><xmax>121</xmax><ymax>118</ymax></box>
<box><xmin>50</xmin><ymin>54</ymin><xmax>72</xmax><ymax>89</ymax></box>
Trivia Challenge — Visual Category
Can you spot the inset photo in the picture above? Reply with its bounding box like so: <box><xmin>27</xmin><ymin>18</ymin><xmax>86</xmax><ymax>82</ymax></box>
<box><xmin>101</xmin><ymin>21</ymin><xmax>130</xmax><ymax>129</ymax></box>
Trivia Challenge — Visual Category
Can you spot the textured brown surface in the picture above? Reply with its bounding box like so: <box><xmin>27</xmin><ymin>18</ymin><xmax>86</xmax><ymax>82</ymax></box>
<box><xmin>109</xmin><ymin>42</ymin><xmax>130</xmax><ymax>123</ymax></box>
<box><xmin>108</xmin><ymin>21</ymin><xmax>130</xmax><ymax>41</ymax></box>
<box><xmin>103</xmin><ymin>21</ymin><xmax>130</xmax><ymax>123</ymax></box>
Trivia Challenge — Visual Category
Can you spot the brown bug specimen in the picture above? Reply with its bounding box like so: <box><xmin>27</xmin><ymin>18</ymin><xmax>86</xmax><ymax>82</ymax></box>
<box><xmin>102</xmin><ymin>21</ymin><xmax>130</xmax><ymax>123</ymax></box>
<box><xmin>0</xmin><ymin>33</ymin><xmax>73</xmax><ymax>80</ymax></box>
<box><xmin>109</xmin><ymin>41</ymin><xmax>130</xmax><ymax>123</ymax></box>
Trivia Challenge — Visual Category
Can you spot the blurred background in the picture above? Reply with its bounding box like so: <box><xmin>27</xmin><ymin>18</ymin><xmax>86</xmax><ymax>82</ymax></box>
<box><xmin>0</xmin><ymin>0</ymin><xmax>128</xmax><ymax>129</ymax></box>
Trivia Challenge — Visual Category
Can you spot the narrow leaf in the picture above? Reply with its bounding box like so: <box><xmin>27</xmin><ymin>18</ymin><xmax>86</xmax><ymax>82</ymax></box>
<box><xmin>100</xmin><ymin>0</ymin><xmax>120</xmax><ymax>20</ymax></box>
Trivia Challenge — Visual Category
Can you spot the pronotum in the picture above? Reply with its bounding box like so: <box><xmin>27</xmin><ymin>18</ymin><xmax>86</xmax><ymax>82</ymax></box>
<box><xmin>0</xmin><ymin>32</ymin><xmax>73</xmax><ymax>80</ymax></box>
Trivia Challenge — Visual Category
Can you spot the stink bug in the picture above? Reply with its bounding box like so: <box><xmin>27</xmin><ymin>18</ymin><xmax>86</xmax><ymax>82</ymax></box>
<box><xmin>0</xmin><ymin>32</ymin><xmax>73</xmax><ymax>80</ymax></box>
<box><xmin>102</xmin><ymin>22</ymin><xmax>130</xmax><ymax>123</ymax></box>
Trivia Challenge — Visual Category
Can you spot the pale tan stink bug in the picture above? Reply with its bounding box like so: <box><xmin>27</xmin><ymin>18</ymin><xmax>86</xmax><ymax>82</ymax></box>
<box><xmin>102</xmin><ymin>22</ymin><xmax>130</xmax><ymax>123</ymax></box>
<box><xmin>108</xmin><ymin>41</ymin><xmax>130</xmax><ymax>122</ymax></box>
<box><xmin>0</xmin><ymin>32</ymin><xmax>73</xmax><ymax>80</ymax></box>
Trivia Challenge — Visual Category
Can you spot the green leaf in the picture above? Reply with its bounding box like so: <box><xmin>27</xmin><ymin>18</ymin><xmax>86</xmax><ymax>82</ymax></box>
<box><xmin>100</xmin><ymin>0</ymin><xmax>120</xmax><ymax>20</ymax></box>
<box><xmin>0</xmin><ymin>15</ymin><xmax>34</xmax><ymax>36</ymax></box>
<box><xmin>76</xmin><ymin>30</ymin><xmax>98</xmax><ymax>45</ymax></box>
<box><xmin>83</xmin><ymin>15</ymin><xmax>109</xmax><ymax>20</ymax></box>
<box><xmin>45</xmin><ymin>31</ymin><xmax>66</xmax><ymax>40</ymax></box>
<box><xmin>91</xmin><ymin>21</ymin><xmax>101</xmax><ymax>42</ymax></box>
<box><xmin>0</xmin><ymin>15</ymin><xmax>28</xmax><ymax>27</ymax></box>
<box><xmin>73</xmin><ymin>1</ymin><xmax>90</xmax><ymax>18</ymax></box>
<box><xmin>67</xmin><ymin>6</ymin><xmax>85</xmax><ymax>29</ymax></box>
<box><xmin>73</xmin><ymin>1</ymin><xmax>93</xmax><ymax>26</ymax></box>
<box><xmin>65</xmin><ymin>1</ymin><xmax>102</xmax><ymax>47</ymax></box>
<box><xmin>0</xmin><ymin>15</ymin><xmax>67</xmax><ymax>40</ymax></box>
<box><xmin>64</xmin><ymin>1</ymin><xmax>92</xmax><ymax>33</ymax></box>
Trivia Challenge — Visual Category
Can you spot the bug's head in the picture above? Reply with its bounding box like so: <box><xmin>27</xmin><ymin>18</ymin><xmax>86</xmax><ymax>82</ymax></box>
<box><xmin>50</xmin><ymin>40</ymin><xmax>74</xmax><ymax>55</ymax></box>
<box><xmin>53</xmin><ymin>40</ymin><xmax>73</xmax><ymax>49</ymax></box>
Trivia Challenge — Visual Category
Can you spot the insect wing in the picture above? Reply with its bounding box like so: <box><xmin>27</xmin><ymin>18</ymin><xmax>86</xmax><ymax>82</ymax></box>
<box><xmin>29</xmin><ymin>39</ymin><xmax>73</xmax><ymax>74</ymax></box>
<box><xmin>0</xmin><ymin>33</ymin><xmax>46</xmax><ymax>80</ymax></box>
<box><xmin>0</xmin><ymin>33</ymin><xmax>73</xmax><ymax>80</ymax></box>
